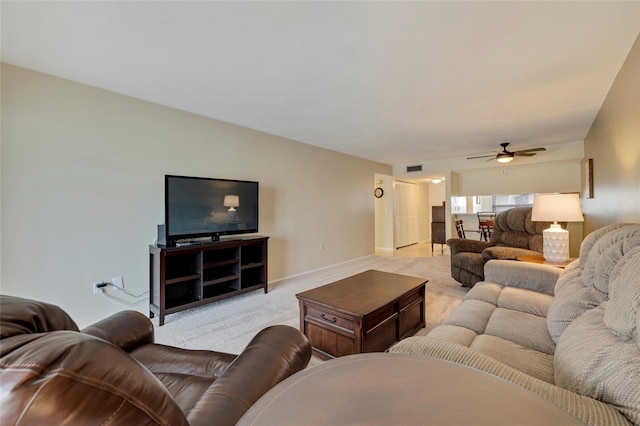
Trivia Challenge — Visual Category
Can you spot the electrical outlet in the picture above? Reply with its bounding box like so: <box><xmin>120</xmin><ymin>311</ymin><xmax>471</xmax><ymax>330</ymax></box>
<box><xmin>93</xmin><ymin>281</ymin><xmax>106</xmax><ymax>294</ymax></box>
<box><xmin>112</xmin><ymin>276</ymin><xmax>124</xmax><ymax>289</ymax></box>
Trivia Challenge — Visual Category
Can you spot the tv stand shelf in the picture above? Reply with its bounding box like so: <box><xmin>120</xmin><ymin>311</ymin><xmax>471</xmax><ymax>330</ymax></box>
<box><xmin>149</xmin><ymin>236</ymin><xmax>268</xmax><ymax>325</ymax></box>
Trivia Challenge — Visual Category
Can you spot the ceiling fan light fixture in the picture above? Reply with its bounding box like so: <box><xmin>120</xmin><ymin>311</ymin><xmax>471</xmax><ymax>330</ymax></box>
<box><xmin>496</xmin><ymin>153</ymin><xmax>514</xmax><ymax>163</ymax></box>
<box><xmin>466</xmin><ymin>143</ymin><xmax>545</xmax><ymax>162</ymax></box>
<box><xmin>431</xmin><ymin>178</ymin><xmax>442</xmax><ymax>184</ymax></box>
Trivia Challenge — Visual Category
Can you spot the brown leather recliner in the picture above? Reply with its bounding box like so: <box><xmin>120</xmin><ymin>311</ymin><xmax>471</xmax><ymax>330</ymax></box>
<box><xmin>0</xmin><ymin>295</ymin><xmax>311</xmax><ymax>425</ymax></box>
<box><xmin>447</xmin><ymin>207</ymin><xmax>559</xmax><ymax>288</ymax></box>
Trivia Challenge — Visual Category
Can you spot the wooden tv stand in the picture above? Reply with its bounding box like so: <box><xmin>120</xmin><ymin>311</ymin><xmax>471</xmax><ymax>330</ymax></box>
<box><xmin>149</xmin><ymin>236</ymin><xmax>268</xmax><ymax>325</ymax></box>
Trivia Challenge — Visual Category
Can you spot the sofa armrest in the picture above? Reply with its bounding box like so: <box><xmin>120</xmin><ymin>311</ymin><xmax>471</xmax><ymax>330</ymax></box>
<box><xmin>447</xmin><ymin>238</ymin><xmax>492</xmax><ymax>255</ymax></box>
<box><xmin>130</xmin><ymin>343</ymin><xmax>237</xmax><ymax>378</ymax></box>
<box><xmin>390</xmin><ymin>337</ymin><xmax>631</xmax><ymax>426</ymax></box>
<box><xmin>186</xmin><ymin>325</ymin><xmax>311</xmax><ymax>426</ymax></box>
<box><xmin>482</xmin><ymin>246</ymin><xmax>542</xmax><ymax>262</ymax></box>
<box><xmin>81</xmin><ymin>310</ymin><xmax>154</xmax><ymax>352</ymax></box>
<box><xmin>483</xmin><ymin>260</ymin><xmax>561</xmax><ymax>295</ymax></box>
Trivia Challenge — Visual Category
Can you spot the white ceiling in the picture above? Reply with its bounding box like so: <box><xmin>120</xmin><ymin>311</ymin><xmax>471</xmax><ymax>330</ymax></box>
<box><xmin>2</xmin><ymin>1</ymin><xmax>639</xmax><ymax>166</ymax></box>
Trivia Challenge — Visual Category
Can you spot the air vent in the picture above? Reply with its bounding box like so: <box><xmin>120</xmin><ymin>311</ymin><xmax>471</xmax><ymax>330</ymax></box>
<box><xmin>406</xmin><ymin>165</ymin><xmax>423</xmax><ymax>173</ymax></box>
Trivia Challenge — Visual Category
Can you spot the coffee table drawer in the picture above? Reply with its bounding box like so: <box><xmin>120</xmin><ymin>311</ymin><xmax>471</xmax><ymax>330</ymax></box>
<box><xmin>399</xmin><ymin>288</ymin><xmax>422</xmax><ymax>309</ymax></box>
<box><xmin>305</xmin><ymin>305</ymin><xmax>355</xmax><ymax>331</ymax></box>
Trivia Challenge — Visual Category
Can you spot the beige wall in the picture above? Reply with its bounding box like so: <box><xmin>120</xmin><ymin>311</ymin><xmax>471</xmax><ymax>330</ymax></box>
<box><xmin>416</xmin><ymin>182</ymin><xmax>431</xmax><ymax>242</ymax></box>
<box><xmin>454</xmin><ymin>161</ymin><xmax>582</xmax><ymax>197</ymax></box>
<box><xmin>374</xmin><ymin>174</ymin><xmax>394</xmax><ymax>251</ymax></box>
<box><xmin>583</xmin><ymin>35</ymin><xmax>640</xmax><ymax>234</ymax></box>
<box><xmin>0</xmin><ymin>64</ymin><xmax>390</xmax><ymax>327</ymax></box>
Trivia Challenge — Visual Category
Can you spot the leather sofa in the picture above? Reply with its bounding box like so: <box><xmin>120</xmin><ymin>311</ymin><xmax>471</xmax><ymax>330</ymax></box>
<box><xmin>0</xmin><ymin>296</ymin><xmax>312</xmax><ymax>425</ymax></box>
<box><xmin>391</xmin><ymin>223</ymin><xmax>640</xmax><ymax>425</ymax></box>
<box><xmin>448</xmin><ymin>206</ymin><xmax>557</xmax><ymax>287</ymax></box>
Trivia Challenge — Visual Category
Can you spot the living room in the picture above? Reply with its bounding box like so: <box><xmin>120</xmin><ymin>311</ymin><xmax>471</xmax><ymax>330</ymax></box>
<box><xmin>1</xmin><ymin>2</ymin><xmax>638</xmax><ymax>333</ymax></box>
<box><xmin>2</xmin><ymin>2</ymin><xmax>640</xmax><ymax>424</ymax></box>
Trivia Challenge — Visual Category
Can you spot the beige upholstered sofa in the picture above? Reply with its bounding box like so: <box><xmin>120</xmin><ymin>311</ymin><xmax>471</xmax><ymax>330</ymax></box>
<box><xmin>448</xmin><ymin>207</ymin><xmax>557</xmax><ymax>288</ymax></box>
<box><xmin>391</xmin><ymin>223</ymin><xmax>640</xmax><ymax>425</ymax></box>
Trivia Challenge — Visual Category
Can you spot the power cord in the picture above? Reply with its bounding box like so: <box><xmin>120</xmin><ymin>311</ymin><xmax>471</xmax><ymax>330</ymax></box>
<box><xmin>97</xmin><ymin>282</ymin><xmax>149</xmax><ymax>307</ymax></box>
<box><xmin>113</xmin><ymin>286</ymin><xmax>148</xmax><ymax>299</ymax></box>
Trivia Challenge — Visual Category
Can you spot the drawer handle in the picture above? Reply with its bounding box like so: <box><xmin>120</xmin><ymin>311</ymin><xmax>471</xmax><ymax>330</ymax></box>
<box><xmin>321</xmin><ymin>313</ymin><xmax>337</xmax><ymax>323</ymax></box>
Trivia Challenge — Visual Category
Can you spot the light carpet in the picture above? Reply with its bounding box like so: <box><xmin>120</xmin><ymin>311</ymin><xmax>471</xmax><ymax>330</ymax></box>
<box><xmin>153</xmin><ymin>254</ymin><xmax>468</xmax><ymax>359</ymax></box>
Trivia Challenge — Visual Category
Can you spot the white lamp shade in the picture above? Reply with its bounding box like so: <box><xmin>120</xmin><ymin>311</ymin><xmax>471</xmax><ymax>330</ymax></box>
<box><xmin>223</xmin><ymin>195</ymin><xmax>240</xmax><ymax>208</ymax></box>
<box><xmin>531</xmin><ymin>193</ymin><xmax>584</xmax><ymax>223</ymax></box>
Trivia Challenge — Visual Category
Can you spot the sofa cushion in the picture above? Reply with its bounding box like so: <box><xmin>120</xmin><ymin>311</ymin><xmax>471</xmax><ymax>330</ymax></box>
<box><xmin>498</xmin><ymin>286</ymin><xmax>551</xmax><ymax>317</ymax></box>
<box><xmin>469</xmin><ymin>334</ymin><xmax>555</xmax><ymax>384</ymax></box>
<box><xmin>583</xmin><ymin>228</ymin><xmax>640</xmax><ymax>294</ymax></box>
<box><xmin>466</xmin><ymin>281</ymin><xmax>502</xmax><ymax>304</ymax></box>
<box><xmin>605</xmin><ymin>246</ymin><xmax>640</xmax><ymax>342</ymax></box>
<box><xmin>437</xmin><ymin>279</ymin><xmax>557</xmax><ymax>383</ymax></box>
<box><xmin>443</xmin><ymin>281</ymin><xmax>555</xmax><ymax>355</ymax></box>
<box><xmin>554</xmin><ymin>307</ymin><xmax>640</xmax><ymax>425</ymax></box>
<box><xmin>426</xmin><ymin>324</ymin><xmax>477</xmax><ymax>347</ymax></box>
<box><xmin>443</xmin><ymin>299</ymin><xmax>495</xmax><ymax>334</ymax></box>
<box><xmin>547</xmin><ymin>224</ymin><xmax>640</xmax><ymax>343</ymax></box>
<box><xmin>485</xmin><ymin>308</ymin><xmax>555</xmax><ymax>355</ymax></box>
<box><xmin>484</xmin><ymin>259</ymin><xmax>561</xmax><ymax>296</ymax></box>
<box><xmin>130</xmin><ymin>343</ymin><xmax>236</xmax><ymax>416</ymax></box>
<box><xmin>578</xmin><ymin>224</ymin><xmax>635</xmax><ymax>267</ymax></box>
<box><xmin>547</xmin><ymin>262</ymin><xmax>606</xmax><ymax>343</ymax></box>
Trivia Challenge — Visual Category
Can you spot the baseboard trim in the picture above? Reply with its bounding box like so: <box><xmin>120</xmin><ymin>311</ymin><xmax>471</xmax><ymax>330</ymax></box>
<box><xmin>269</xmin><ymin>254</ymin><xmax>378</xmax><ymax>285</ymax></box>
<box><xmin>375</xmin><ymin>247</ymin><xmax>394</xmax><ymax>253</ymax></box>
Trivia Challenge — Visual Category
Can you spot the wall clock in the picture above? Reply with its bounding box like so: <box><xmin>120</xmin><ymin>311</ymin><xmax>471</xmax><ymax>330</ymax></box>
<box><xmin>374</xmin><ymin>187</ymin><xmax>384</xmax><ymax>198</ymax></box>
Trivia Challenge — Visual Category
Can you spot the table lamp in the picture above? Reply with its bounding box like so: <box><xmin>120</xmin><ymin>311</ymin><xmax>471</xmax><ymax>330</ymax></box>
<box><xmin>224</xmin><ymin>195</ymin><xmax>240</xmax><ymax>222</ymax></box>
<box><xmin>531</xmin><ymin>193</ymin><xmax>584</xmax><ymax>262</ymax></box>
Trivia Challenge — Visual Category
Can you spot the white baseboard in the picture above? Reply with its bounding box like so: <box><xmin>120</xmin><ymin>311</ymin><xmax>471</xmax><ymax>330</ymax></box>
<box><xmin>269</xmin><ymin>254</ymin><xmax>377</xmax><ymax>285</ymax></box>
<box><xmin>375</xmin><ymin>247</ymin><xmax>394</xmax><ymax>253</ymax></box>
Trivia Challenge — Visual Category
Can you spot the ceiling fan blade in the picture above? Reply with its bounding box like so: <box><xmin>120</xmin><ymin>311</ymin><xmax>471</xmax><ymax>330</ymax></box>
<box><xmin>513</xmin><ymin>147</ymin><xmax>546</xmax><ymax>153</ymax></box>
<box><xmin>466</xmin><ymin>154</ymin><xmax>496</xmax><ymax>160</ymax></box>
<box><xmin>466</xmin><ymin>145</ymin><xmax>545</xmax><ymax>161</ymax></box>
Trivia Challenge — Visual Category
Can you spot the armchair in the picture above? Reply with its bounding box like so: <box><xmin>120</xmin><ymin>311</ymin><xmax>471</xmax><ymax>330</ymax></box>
<box><xmin>447</xmin><ymin>207</ymin><xmax>558</xmax><ymax>287</ymax></box>
<box><xmin>0</xmin><ymin>295</ymin><xmax>311</xmax><ymax>425</ymax></box>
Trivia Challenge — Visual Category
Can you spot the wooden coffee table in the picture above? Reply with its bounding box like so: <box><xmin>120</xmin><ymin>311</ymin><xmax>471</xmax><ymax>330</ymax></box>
<box><xmin>295</xmin><ymin>270</ymin><xmax>427</xmax><ymax>359</ymax></box>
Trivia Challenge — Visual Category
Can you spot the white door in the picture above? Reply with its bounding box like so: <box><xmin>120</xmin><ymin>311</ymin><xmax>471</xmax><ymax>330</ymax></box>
<box><xmin>394</xmin><ymin>181</ymin><xmax>419</xmax><ymax>248</ymax></box>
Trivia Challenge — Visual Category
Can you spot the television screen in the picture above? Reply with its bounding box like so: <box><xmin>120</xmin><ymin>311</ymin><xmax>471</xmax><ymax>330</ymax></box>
<box><xmin>165</xmin><ymin>175</ymin><xmax>259</xmax><ymax>245</ymax></box>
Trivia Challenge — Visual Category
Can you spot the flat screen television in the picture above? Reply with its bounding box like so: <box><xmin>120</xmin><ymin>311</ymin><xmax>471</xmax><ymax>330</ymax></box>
<box><xmin>164</xmin><ymin>175</ymin><xmax>259</xmax><ymax>246</ymax></box>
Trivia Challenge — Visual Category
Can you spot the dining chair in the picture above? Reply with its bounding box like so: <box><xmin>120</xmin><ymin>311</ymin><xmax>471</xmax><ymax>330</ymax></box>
<box><xmin>455</xmin><ymin>219</ymin><xmax>466</xmax><ymax>239</ymax></box>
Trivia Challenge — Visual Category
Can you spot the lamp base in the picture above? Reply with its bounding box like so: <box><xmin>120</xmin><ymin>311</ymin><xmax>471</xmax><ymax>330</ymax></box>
<box><xmin>543</xmin><ymin>224</ymin><xmax>569</xmax><ymax>263</ymax></box>
<box><xmin>227</xmin><ymin>207</ymin><xmax>237</xmax><ymax>222</ymax></box>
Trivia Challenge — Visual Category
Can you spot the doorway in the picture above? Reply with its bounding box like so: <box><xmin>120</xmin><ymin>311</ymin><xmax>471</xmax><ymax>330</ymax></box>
<box><xmin>375</xmin><ymin>175</ymin><xmax>448</xmax><ymax>257</ymax></box>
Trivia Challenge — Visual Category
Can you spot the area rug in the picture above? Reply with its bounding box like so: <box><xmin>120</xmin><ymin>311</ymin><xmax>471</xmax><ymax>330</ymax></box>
<box><xmin>153</xmin><ymin>254</ymin><xmax>468</xmax><ymax>358</ymax></box>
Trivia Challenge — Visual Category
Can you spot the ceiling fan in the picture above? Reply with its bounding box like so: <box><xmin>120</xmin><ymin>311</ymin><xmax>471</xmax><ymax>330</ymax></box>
<box><xmin>467</xmin><ymin>142</ymin><xmax>546</xmax><ymax>163</ymax></box>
